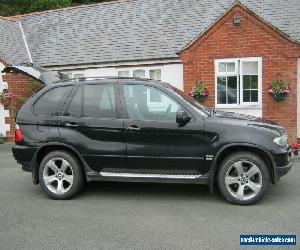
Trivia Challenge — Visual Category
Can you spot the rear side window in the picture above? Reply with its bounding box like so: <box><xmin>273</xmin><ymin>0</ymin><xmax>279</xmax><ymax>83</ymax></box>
<box><xmin>83</xmin><ymin>84</ymin><xmax>116</xmax><ymax>118</ymax></box>
<box><xmin>34</xmin><ymin>86</ymin><xmax>72</xmax><ymax>116</ymax></box>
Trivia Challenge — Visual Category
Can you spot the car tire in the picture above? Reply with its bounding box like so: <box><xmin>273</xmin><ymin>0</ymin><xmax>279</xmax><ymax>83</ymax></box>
<box><xmin>218</xmin><ymin>151</ymin><xmax>269</xmax><ymax>205</ymax></box>
<box><xmin>39</xmin><ymin>151</ymin><xmax>85</xmax><ymax>200</ymax></box>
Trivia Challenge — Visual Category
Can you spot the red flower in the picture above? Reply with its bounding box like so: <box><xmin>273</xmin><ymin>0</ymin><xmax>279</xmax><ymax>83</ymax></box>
<box><xmin>291</xmin><ymin>143</ymin><xmax>298</xmax><ymax>149</ymax></box>
<box><xmin>3</xmin><ymin>93</ymin><xmax>12</xmax><ymax>100</ymax></box>
<box><xmin>202</xmin><ymin>89</ymin><xmax>209</xmax><ymax>96</ymax></box>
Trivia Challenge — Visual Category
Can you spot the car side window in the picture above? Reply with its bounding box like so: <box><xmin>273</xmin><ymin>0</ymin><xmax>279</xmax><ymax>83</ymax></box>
<box><xmin>123</xmin><ymin>85</ymin><xmax>182</xmax><ymax>122</ymax></box>
<box><xmin>34</xmin><ymin>86</ymin><xmax>72</xmax><ymax>116</ymax></box>
<box><xmin>67</xmin><ymin>86</ymin><xmax>82</xmax><ymax>117</ymax></box>
<box><xmin>83</xmin><ymin>84</ymin><xmax>116</xmax><ymax>118</ymax></box>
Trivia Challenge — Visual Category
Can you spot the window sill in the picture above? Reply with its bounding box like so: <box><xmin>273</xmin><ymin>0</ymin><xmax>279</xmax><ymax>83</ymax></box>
<box><xmin>215</xmin><ymin>104</ymin><xmax>262</xmax><ymax>109</ymax></box>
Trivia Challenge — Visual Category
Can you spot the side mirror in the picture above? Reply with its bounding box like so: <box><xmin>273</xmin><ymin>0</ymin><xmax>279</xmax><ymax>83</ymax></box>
<box><xmin>176</xmin><ymin>110</ymin><xmax>190</xmax><ymax>127</ymax></box>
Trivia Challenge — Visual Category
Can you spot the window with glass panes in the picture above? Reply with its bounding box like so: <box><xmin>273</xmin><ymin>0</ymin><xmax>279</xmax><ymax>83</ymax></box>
<box><xmin>133</xmin><ymin>69</ymin><xmax>145</xmax><ymax>78</ymax></box>
<box><xmin>149</xmin><ymin>69</ymin><xmax>161</xmax><ymax>81</ymax></box>
<box><xmin>118</xmin><ymin>70</ymin><xmax>130</xmax><ymax>77</ymax></box>
<box><xmin>117</xmin><ymin>69</ymin><xmax>161</xmax><ymax>81</ymax></box>
<box><xmin>215</xmin><ymin>58</ymin><xmax>261</xmax><ymax>107</ymax></box>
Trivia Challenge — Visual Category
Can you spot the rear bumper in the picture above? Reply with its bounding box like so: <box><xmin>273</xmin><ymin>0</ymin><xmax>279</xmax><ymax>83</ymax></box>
<box><xmin>12</xmin><ymin>145</ymin><xmax>37</xmax><ymax>172</ymax></box>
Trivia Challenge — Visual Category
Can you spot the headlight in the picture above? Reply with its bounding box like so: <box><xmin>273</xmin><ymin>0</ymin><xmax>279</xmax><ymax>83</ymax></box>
<box><xmin>273</xmin><ymin>135</ymin><xmax>288</xmax><ymax>147</ymax></box>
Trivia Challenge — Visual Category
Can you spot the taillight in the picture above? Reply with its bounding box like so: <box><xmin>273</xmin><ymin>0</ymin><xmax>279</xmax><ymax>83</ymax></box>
<box><xmin>15</xmin><ymin>124</ymin><xmax>23</xmax><ymax>142</ymax></box>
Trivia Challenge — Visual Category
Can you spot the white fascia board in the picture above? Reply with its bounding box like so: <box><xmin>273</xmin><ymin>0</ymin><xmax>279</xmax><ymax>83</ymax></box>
<box><xmin>45</xmin><ymin>58</ymin><xmax>181</xmax><ymax>71</ymax></box>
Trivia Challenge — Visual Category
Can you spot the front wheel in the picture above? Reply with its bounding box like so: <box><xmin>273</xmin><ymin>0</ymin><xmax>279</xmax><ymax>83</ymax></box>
<box><xmin>218</xmin><ymin>152</ymin><xmax>269</xmax><ymax>205</ymax></box>
<box><xmin>39</xmin><ymin>151</ymin><xmax>85</xmax><ymax>199</ymax></box>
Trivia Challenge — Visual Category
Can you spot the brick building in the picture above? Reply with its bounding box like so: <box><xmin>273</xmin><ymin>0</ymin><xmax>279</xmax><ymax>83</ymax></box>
<box><xmin>0</xmin><ymin>0</ymin><xmax>299</xmax><ymax>142</ymax></box>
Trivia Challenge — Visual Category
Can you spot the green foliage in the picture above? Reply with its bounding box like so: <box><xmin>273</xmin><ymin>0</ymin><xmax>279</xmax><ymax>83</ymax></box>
<box><xmin>10</xmin><ymin>81</ymin><xmax>44</xmax><ymax>118</ymax></box>
<box><xmin>16</xmin><ymin>96</ymin><xmax>27</xmax><ymax>107</ymax></box>
<box><xmin>0</xmin><ymin>0</ymin><xmax>111</xmax><ymax>16</ymax></box>
<box><xmin>30</xmin><ymin>81</ymin><xmax>44</xmax><ymax>92</ymax></box>
<box><xmin>28</xmin><ymin>0</ymin><xmax>72</xmax><ymax>13</ymax></box>
<box><xmin>267</xmin><ymin>80</ymin><xmax>291</xmax><ymax>97</ymax></box>
<box><xmin>17</xmin><ymin>81</ymin><xmax>43</xmax><ymax>107</ymax></box>
<box><xmin>189</xmin><ymin>82</ymin><xmax>209</xmax><ymax>98</ymax></box>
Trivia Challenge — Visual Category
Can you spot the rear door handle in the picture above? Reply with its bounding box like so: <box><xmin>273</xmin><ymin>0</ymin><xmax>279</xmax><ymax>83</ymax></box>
<box><xmin>127</xmin><ymin>125</ymin><xmax>141</xmax><ymax>131</ymax></box>
<box><xmin>65</xmin><ymin>122</ymin><xmax>79</xmax><ymax>128</ymax></box>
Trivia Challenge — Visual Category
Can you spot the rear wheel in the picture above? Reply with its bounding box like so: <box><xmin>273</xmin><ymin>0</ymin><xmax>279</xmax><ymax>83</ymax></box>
<box><xmin>218</xmin><ymin>152</ymin><xmax>269</xmax><ymax>205</ymax></box>
<box><xmin>39</xmin><ymin>151</ymin><xmax>84</xmax><ymax>199</ymax></box>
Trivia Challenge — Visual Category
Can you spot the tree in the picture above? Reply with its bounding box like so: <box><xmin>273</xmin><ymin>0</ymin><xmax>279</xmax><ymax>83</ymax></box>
<box><xmin>28</xmin><ymin>0</ymin><xmax>72</xmax><ymax>13</ymax></box>
<box><xmin>0</xmin><ymin>0</ymin><xmax>110</xmax><ymax>16</ymax></box>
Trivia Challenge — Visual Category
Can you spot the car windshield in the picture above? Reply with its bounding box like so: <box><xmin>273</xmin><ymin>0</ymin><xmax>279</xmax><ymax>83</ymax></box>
<box><xmin>166</xmin><ymin>84</ymin><xmax>212</xmax><ymax>116</ymax></box>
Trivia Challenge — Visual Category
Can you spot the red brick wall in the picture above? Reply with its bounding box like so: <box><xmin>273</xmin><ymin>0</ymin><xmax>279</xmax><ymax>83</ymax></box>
<box><xmin>2</xmin><ymin>71</ymin><xmax>35</xmax><ymax>142</ymax></box>
<box><xmin>180</xmin><ymin>5</ymin><xmax>300</xmax><ymax>143</ymax></box>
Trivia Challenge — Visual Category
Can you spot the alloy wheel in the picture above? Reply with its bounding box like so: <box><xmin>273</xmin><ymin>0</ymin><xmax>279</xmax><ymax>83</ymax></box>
<box><xmin>224</xmin><ymin>160</ymin><xmax>262</xmax><ymax>201</ymax></box>
<box><xmin>42</xmin><ymin>158</ymin><xmax>74</xmax><ymax>195</ymax></box>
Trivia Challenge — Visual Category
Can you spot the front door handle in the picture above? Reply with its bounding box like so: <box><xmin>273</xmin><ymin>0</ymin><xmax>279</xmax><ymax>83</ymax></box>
<box><xmin>65</xmin><ymin>122</ymin><xmax>79</xmax><ymax>128</ymax></box>
<box><xmin>127</xmin><ymin>125</ymin><xmax>141</xmax><ymax>131</ymax></box>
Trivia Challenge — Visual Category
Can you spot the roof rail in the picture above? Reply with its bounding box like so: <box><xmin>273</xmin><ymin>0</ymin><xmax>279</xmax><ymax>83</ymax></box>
<box><xmin>59</xmin><ymin>76</ymin><xmax>151</xmax><ymax>82</ymax></box>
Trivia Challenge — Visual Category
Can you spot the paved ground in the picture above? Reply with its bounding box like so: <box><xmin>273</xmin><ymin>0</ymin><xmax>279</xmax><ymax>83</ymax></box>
<box><xmin>0</xmin><ymin>144</ymin><xmax>299</xmax><ymax>250</ymax></box>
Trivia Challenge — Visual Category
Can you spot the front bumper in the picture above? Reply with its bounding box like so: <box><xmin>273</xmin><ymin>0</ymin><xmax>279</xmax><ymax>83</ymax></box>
<box><xmin>272</xmin><ymin>147</ymin><xmax>294</xmax><ymax>181</ymax></box>
<box><xmin>276</xmin><ymin>161</ymin><xmax>293</xmax><ymax>178</ymax></box>
<box><xmin>12</xmin><ymin>145</ymin><xmax>37</xmax><ymax>172</ymax></box>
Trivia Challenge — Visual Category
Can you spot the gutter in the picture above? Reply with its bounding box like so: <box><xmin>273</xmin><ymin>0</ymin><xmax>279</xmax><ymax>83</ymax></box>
<box><xmin>43</xmin><ymin>57</ymin><xmax>181</xmax><ymax>71</ymax></box>
<box><xmin>18</xmin><ymin>21</ymin><xmax>33</xmax><ymax>64</ymax></box>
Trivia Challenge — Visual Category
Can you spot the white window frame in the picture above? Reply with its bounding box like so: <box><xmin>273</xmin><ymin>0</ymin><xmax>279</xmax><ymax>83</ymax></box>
<box><xmin>117</xmin><ymin>70</ymin><xmax>130</xmax><ymax>77</ymax></box>
<box><xmin>146</xmin><ymin>87</ymin><xmax>165</xmax><ymax>109</ymax></box>
<box><xmin>116</xmin><ymin>66</ymin><xmax>163</xmax><ymax>81</ymax></box>
<box><xmin>117</xmin><ymin>67</ymin><xmax>163</xmax><ymax>109</ymax></box>
<box><xmin>64</xmin><ymin>71</ymin><xmax>85</xmax><ymax>79</ymax></box>
<box><xmin>215</xmin><ymin>57</ymin><xmax>262</xmax><ymax>109</ymax></box>
<box><xmin>132</xmin><ymin>69</ymin><xmax>146</xmax><ymax>78</ymax></box>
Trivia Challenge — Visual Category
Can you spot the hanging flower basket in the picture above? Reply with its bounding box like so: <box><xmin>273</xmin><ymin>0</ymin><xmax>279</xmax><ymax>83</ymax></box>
<box><xmin>195</xmin><ymin>95</ymin><xmax>207</xmax><ymax>102</ymax></box>
<box><xmin>267</xmin><ymin>80</ymin><xmax>291</xmax><ymax>102</ymax></box>
<box><xmin>189</xmin><ymin>82</ymin><xmax>209</xmax><ymax>102</ymax></box>
<box><xmin>272</xmin><ymin>94</ymin><xmax>286</xmax><ymax>102</ymax></box>
<box><xmin>0</xmin><ymin>93</ymin><xmax>12</xmax><ymax>106</ymax></box>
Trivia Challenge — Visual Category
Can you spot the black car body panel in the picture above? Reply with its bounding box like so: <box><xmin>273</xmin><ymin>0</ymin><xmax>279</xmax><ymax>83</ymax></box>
<box><xmin>9</xmin><ymin>69</ymin><xmax>293</xmax><ymax>193</ymax></box>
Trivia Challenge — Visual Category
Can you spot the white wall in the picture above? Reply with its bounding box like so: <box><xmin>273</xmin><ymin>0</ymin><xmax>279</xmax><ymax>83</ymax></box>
<box><xmin>0</xmin><ymin>62</ymin><xmax>10</xmax><ymax>137</ymax></box>
<box><xmin>85</xmin><ymin>67</ymin><xmax>117</xmax><ymax>77</ymax></box>
<box><xmin>161</xmin><ymin>64</ymin><xmax>183</xmax><ymax>90</ymax></box>
<box><xmin>64</xmin><ymin>63</ymin><xmax>184</xmax><ymax>90</ymax></box>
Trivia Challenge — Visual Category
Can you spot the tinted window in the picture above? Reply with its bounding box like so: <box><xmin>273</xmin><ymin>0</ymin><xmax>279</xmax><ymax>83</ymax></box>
<box><xmin>67</xmin><ymin>86</ymin><xmax>82</xmax><ymax>117</ymax></box>
<box><xmin>34</xmin><ymin>86</ymin><xmax>72</xmax><ymax>116</ymax></box>
<box><xmin>123</xmin><ymin>85</ymin><xmax>181</xmax><ymax>122</ymax></box>
<box><xmin>83</xmin><ymin>84</ymin><xmax>116</xmax><ymax>118</ymax></box>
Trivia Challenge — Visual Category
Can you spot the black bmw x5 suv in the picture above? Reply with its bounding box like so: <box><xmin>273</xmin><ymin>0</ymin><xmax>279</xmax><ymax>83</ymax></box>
<box><xmin>5</xmin><ymin>66</ymin><xmax>293</xmax><ymax>205</ymax></box>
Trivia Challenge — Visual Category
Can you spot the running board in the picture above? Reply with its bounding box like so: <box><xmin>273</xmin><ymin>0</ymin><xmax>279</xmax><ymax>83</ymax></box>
<box><xmin>100</xmin><ymin>172</ymin><xmax>203</xmax><ymax>179</ymax></box>
<box><xmin>86</xmin><ymin>171</ymin><xmax>208</xmax><ymax>184</ymax></box>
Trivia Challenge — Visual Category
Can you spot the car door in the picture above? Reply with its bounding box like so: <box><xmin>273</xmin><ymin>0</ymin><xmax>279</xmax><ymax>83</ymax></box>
<box><xmin>121</xmin><ymin>82</ymin><xmax>209</xmax><ymax>174</ymax></box>
<box><xmin>58</xmin><ymin>80</ymin><xmax>126</xmax><ymax>172</ymax></box>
